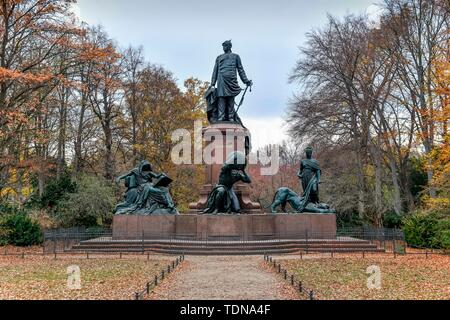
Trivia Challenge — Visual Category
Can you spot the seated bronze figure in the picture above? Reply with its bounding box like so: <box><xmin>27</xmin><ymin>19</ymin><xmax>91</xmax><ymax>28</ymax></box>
<box><xmin>113</xmin><ymin>160</ymin><xmax>178</xmax><ymax>215</ymax></box>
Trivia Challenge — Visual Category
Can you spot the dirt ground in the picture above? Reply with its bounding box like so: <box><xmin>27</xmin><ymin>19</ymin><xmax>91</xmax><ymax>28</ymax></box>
<box><xmin>0</xmin><ymin>252</ymin><xmax>172</xmax><ymax>300</ymax></box>
<box><xmin>277</xmin><ymin>253</ymin><xmax>450</xmax><ymax>300</ymax></box>
<box><xmin>149</xmin><ymin>255</ymin><xmax>300</xmax><ymax>300</ymax></box>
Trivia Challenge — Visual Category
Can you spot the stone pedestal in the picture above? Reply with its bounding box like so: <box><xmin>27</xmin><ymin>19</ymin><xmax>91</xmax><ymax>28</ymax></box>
<box><xmin>112</xmin><ymin>214</ymin><xmax>337</xmax><ymax>240</ymax></box>
<box><xmin>189</xmin><ymin>122</ymin><xmax>261</xmax><ymax>214</ymax></box>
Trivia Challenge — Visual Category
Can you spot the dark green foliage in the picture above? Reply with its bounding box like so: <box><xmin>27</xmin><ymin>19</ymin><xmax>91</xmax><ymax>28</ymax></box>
<box><xmin>403</xmin><ymin>211</ymin><xmax>450</xmax><ymax>249</ymax></box>
<box><xmin>39</xmin><ymin>173</ymin><xmax>77</xmax><ymax>208</ymax></box>
<box><xmin>0</xmin><ymin>206</ymin><xmax>42</xmax><ymax>246</ymax></box>
<box><xmin>52</xmin><ymin>174</ymin><xmax>115</xmax><ymax>228</ymax></box>
<box><xmin>383</xmin><ymin>211</ymin><xmax>404</xmax><ymax>229</ymax></box>
<box><xmin>408</xmin><ymin>157</ymin><xmax>428</xmax><ymax>200</ymax></box>
<box><xmin>0</xmin><ymin>203</ymin><xmax>22</xmax><ymax>215</ymax></box>
<box><xmin>336</xmin><ymin>212</ymin><xmax>364</xmax><ymax>229</ymax></box>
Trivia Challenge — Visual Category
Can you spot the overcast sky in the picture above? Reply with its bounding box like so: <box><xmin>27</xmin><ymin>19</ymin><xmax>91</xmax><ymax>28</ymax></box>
<box><xmin>74</xmin><ymin>0</ymin><xmax>381</xmax><ymax>149</ymax></box>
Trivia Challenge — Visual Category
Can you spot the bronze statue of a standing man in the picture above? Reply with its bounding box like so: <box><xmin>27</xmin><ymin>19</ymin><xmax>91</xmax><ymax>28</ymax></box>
<box><xmin>209</xmin><ymin>40</ymin><xmax>253</xmax><ymax>122</ymax></box>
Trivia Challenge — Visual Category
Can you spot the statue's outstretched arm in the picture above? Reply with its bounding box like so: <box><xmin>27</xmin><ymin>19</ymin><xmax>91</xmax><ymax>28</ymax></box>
<box><xmin>236</xmin><ymin>55</ymin><xmax>251</xmax><ymax>86</ymax></box>
<box><xmin>240</xmin><ymin>170</ymin><xmax>252</xmax><ymax>184</ymax></box>
<box><xmin>151</xmin><ymin>171</ymin><xmax>164</xmax><ymax>179</ymax></box>
<box><xmin>115</xmin><ymin>171</ymin><xmax>132</xmax><ymax>183</ymax></box>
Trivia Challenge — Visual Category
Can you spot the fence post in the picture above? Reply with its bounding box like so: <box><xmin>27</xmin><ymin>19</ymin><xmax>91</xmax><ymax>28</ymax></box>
<box><xmin>299</xmin><ymin>281</ymin><xmax>302</xmax><ymax>293</ymax></box>
<box><xmin>154</xmin><ymin>275</ymin><xmax>158</xmax><ymax>286</ymax></box>
<box><xmin>146</xmin><ymin>282</ymin><xmax>150</xmax><ymax>294</ymax></box>
<box><xmin>291</xmin><ymin>275</ymin><xmax>294</xmax><ymax>286</ymax></box>
<box><xmin>309</xmin><ymin>290</ymin><xmax>314</xmax><ymax>300</ymax></box>
<box><xmin>284</xmin><ymin>269</ymin><xmax>287</xmax><ymax>280</ymax></box>
<box><xmin>53</xmin><ymin>233</ymin><xmax>57</xmax><ymax>255</ymax></box>
<box><xmin>161</xmin><ymin>270</ymin><xmax>165</xmax><ymax>280</ymax></box>
<box><xmin>142</xmin><ymin>230</ymin><xmax>145</xmax><ymax>255</ymax></box>
<box><xmin>305</xmin><ymin>230</ymin><xmax>309</xmax><ymax>254</ymax></box>
<box><xmin>278</xmin><ymin>264</ymin><xmax>281</xmax><ymax>273</ymax></box>
<box><xmin>63</xmin><ymin>234</ymin><xmax>66</xmax><ymax>252</ymax></box>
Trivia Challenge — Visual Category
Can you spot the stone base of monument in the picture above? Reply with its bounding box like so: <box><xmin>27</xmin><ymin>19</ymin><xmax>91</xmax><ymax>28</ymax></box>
<box><xmin>112</xmin><ymin>214</ymin><xmax>337</xmax><ymax>240</ymax></box>
<box><xmin>72</xmin><ymin>213</ymin><xmax>383</xmax><ymax>254</ymax></box>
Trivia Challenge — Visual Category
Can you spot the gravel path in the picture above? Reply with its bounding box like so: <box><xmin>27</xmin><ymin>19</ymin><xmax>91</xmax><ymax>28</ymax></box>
<box><xmin>148</xmin><ymin>256</ymin><xmax>299</xmax><ymax>300</ymax></box>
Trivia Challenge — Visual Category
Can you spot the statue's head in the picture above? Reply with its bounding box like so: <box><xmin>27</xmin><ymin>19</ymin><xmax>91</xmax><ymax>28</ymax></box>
<box><xmin>305</xmin><ymin>146</ymin><xmax>313</xmax><ymax>159</ymax></box>
<box><xmin>222</xmin><ymin>40</ymin><xmax>232</xmax><ymax>53</ymax></box>
<box><xmin>139</xmin><ymin>160</ymin><xmax>153</xmax><ymax>174</ymax></box>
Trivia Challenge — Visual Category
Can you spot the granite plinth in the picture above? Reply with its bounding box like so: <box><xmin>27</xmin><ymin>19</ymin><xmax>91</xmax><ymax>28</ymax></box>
<box><xmin>112</xmin><ymin>214</ymin><xmax>336</xmax><ymax>240</ymax></box>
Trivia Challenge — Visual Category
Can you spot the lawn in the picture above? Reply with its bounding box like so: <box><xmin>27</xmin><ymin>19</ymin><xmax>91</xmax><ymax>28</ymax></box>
<box><xmin>0</xmin><ymin>252</ymin><xmax>172</xmax><ymax>300</ymax></box>
<box><xmin>279</xmin><ymin>254</ymin><xmax>450</xmax><ymax>300</ymax></box>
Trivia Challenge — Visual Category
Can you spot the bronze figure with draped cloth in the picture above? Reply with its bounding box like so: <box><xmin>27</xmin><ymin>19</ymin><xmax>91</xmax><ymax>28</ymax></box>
<box><xmin>113</xmin><ymin>160</ymin><xmax>178</xmax><ymax>215</ymax></box>
<box><xmin>270</xmin><ymin>146</ymin><xmax>336</xmax><ymax>214</ymax></box>
<box><xmin>298</xmin><ymin>146</ymin><xmax>321</xmax><ymax>204</ymax></box>
<box><xmin>203</xmin><ymin>151</ymin><xmax>251</xmax><ymax>214</ymax></box>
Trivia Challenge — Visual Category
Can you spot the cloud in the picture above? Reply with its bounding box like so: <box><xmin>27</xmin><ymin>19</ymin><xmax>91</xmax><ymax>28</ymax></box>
<box><xmin>244</xmin><ymin>116</ymin><xmax>289</xmax><ymax>150</ymax></box>
<box><xmin>366</xmin><ymin>4</ymin><xmax>383</xmax><ymax>28</ymax></box>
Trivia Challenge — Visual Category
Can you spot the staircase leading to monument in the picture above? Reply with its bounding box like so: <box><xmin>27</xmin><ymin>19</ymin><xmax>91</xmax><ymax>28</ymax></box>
<box><xmin>71</xmin><ymin>237</ymin><xmax>383</xmax><ymax>255</ymax></box>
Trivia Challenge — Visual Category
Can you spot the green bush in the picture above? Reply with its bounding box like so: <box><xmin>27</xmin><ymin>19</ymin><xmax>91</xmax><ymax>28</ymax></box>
<box><xmin>38</xmin><ymin>173</ymin><xmax>77</xmax><ymax>208</ymax></box>
<box><xmin>53</xmin><ymin>174</ymin><xmax>115</xmax><ymax>227</ymax></box>
<box><xmin>403</xmin><ymin>211</ymin><xmax>450</xmax><ymax>249</ymax></box>
<box><xmin>383</xmin><ymin>211</ymin><xmax>403</xmax><ymax>229</ymax></box>
<box><xmin>337</xmin><ymin>212</ymin><xmax>364</xmax><ymax>229</ymax></box>
<box><xmin>0</xmin><ymin>212</ymin><xmax>42</xmax><ymax>246</ymax></box>
<box><xmin>433</xmin><ymin>228</ymin><xmax>450</xmax><ymax>249</ymax></box>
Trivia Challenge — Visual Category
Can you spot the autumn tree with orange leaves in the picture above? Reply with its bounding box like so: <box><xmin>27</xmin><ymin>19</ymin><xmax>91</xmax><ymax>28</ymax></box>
<box><xmin>0</xmin><ymin>0</ymin><xmax>82</xmax><ymax>200</ymax></box>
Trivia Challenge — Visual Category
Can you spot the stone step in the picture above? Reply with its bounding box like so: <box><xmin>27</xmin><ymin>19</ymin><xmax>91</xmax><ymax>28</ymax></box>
<box><xmin>70</xmin><ymin>247</ymin><xmax>384</xmax><ymax>255</ymax></box>
<box><xmin>79</xmin><ymin>238</ymin><xmax>374</xmax><ymax>246</ymax></box>
<box><xmin>71</xmin><ymin>237</ymin><xmax>382</xmax><ymax>255</ymax></box>
<box><xmin>74</xmin><ymin>243</ymin><xmax>378</xmax><ymax>251</ymax></box>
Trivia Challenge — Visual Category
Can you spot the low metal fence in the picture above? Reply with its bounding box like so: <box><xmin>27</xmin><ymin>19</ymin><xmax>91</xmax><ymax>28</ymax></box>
<box><xmin>264</xmin><ymin>254</ymin><xmax>317</xmax><ymax>300</ymax></box>
<box><xmin>133</xmin><ymin>254</ymin><xmax>185</xmax><ymax>300</ymax></box>
<box><xmin>40</xmin><ymin>226</ymin><xmax>408</xmax><ymax>254</ymax></box>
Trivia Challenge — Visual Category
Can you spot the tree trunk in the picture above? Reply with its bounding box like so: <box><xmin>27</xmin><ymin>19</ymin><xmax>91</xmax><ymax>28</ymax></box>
<box><xmin>389</xmin><ymin>156</ymin><xmax>402</xmax><ymax>215</ymax></box>
<box><xmin>56</xmin><ymin>87</ymin><xmax>68</xmax><ymax>179</ymax></box>
<box><xmin>74</xmin><ymin>94</ymin><xmax>87</xmax><ymax>175</ymax></box>
<box><xmin>369</xmin><ymin>139</ymin><xmax>383</xmax><ymax>226</ymax></box>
